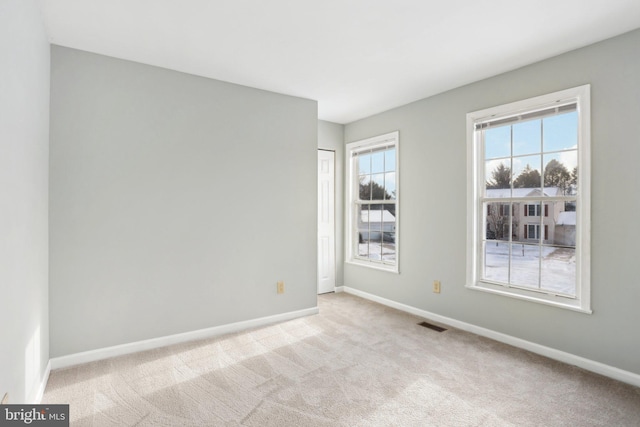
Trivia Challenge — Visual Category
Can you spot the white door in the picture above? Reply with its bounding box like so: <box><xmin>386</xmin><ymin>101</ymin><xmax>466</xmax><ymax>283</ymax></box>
<box><xmin>318</xmin><ymin>150</ymin><xmax>336</xmax><ymax>294</ymax></box>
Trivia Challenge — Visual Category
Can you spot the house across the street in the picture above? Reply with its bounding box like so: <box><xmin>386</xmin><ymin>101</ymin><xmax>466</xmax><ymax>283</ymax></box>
<box><xmin>485</xmin><ymin>187</ymin><xmax>576</xmax><ymax>246</ymax></box>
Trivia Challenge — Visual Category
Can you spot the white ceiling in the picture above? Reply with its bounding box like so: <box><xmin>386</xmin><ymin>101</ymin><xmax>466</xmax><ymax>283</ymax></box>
<box><xmin>36</xmin><ymin>0</ymin><xmax>640</xmax><ymax>124</ymax></box>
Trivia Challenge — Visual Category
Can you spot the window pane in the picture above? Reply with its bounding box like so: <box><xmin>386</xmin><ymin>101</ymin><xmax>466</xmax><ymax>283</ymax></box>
<box><xmin>357</xmin><ymin>204</ymin><xmax>371</xmax><ymax>257</ymax></box>
<box><xmin>385</xmin><ymin>172</ymin><xmax>396</xmax><ymax>200</ymax></box>
<box><xmin>485</xmin><ymin>126</ymin><xmax>511</xmax><ymax>159</ymax></box>
<box><xmin>570</xmin><ymin>164</ymin><xmax>578</xmax><ymax>196</ymax></box>
<box><xmin>359</xmin><ymin>204</ymin><xmax>375</xmax><ymax>229</ymax></box>
<box><xmin>382</xmin><ymin>232</ymin><xmax>396</xmax><ymax>262</ymax></box>
<box><xmin>358</xmin><ymin>240</ymin><xmax>370</xmax><ymax>257</ymax></box>
<box><xmin>541</xmin><ymin>246</ymin><xmax>576</xmax><ymax>296</ymax></box>
<box><xmin>484</xmin><ymin>126</ymin><xmax>511</xmax><ymax>159</ymax></box>
<box><xmin>555</xmin><ymin>210</ymin><xmax>576</xmax><ymax>244</ymax></box>
<box><xmin>384</xmin><ymin>149</ymin><xmax>396</xmax><ymax>172</ymax></box>
<box><xmin>383</xmin><ymin>208</ymin><xmax>396</xmax><ymax>232</ymax></box>
<box><xmin>372</xmin><ymin>173</ymin><xmax>385</xmax><ymax>200</ymax></box>
<box><xmin>371</xmin><ymin>151</ymin><xmax>384</xmax><ymax>173</ymax></box>
<box><xmin>358</xmin><ymin>204</ymin><xmax>371</xmax><ymax>228</ymax></box>
<box><xmin>510</xmin><ymin>243</ymin><xmax>540</xmax><ymax>288</ymax></box>
<box><xmin>512</xmin><ymin>155</ymin><xmax>542</xmax><ymax>191</ymax></box>
<box><xmin>485</xmin><ymin>158</ymin><xmax>511</xmax><ymax>194</ymax></box>
<box><xmin>544</xmin><ymin>152</ymin><xmax>577</xmax><ymax>196</ymax></box>
<box><xmin>372</xmin><ymin>227</ymin><xmax>384</xmax><ymax>261</ymax></box>
<box><xmin>563</xmin><ymin>200</ymin><xmax>577</xmax><ymax>213</ymax></box>
<box><xmin>483</xmin><ymin>241</ymin><xmax>509</xmax><ymax>283</ymax></box>
<box><xmin>513</xmin><ymin>119</ymin><xmax>541</xmax><ymax>156</ymax></box>
<box><xmin>374</xmin><ymin>207</ymin><xmax>396</xmax><ymax>262</ymax></box>
<box><xmin>358</xmin><ymin>153</ymin><xmax>371</xmax><ymax>175</ymax></box>
<box><xmin>543</xmin><ymin>111</ymin><xmax>578</xmax><ymax>152</ymax></box>
<box><xmin>359</xmin><ymin>175</ymin><xmax>371</xmax><ymax>200</ymax></box>
<box><xmin>358</xmin><ymin>205</ymin><xmax>386</xmax><ymax>261</ymax></box>
<box><xmin>511</xmin><ymin>202</ymin><xmax>521</xmax><ymax>240</ymax></box>
<box><xmin>485</xmin><ymin>202</ymin><xmax>511</xmax><ymax>241</ymax></box>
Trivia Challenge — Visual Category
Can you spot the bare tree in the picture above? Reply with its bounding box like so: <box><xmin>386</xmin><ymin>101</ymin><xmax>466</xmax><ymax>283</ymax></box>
<box><xmin>486</xmin><ymin>203</ymin><xmax>507</xmax><ymax>243</ymax></box>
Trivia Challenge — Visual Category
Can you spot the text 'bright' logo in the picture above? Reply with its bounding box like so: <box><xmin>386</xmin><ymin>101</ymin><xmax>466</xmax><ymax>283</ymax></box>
<box><xmin>1</xmin><ymin>405</ymin><xmax>68</xmax><ymax>426</ymax></box>
<box><xmin>4</xmin><ymin>408</ymin><xmax>47</xmax><ymax>424</ymax></box>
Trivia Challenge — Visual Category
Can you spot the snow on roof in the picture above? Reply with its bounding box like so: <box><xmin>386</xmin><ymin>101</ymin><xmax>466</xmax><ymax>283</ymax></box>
<box><xmin>361</xmin><ymin>210</ymin><xmax>395</xmax><ymax>223</ymax></box>
<box><xmin>486</xmin><ymin>187</ymin><xmax>561</xmax><ymax>198</ymax></box>
<box><xmin>557</xmin><ymin>211</ymin><xmax>576</xmax><ymax>225</ymax></box>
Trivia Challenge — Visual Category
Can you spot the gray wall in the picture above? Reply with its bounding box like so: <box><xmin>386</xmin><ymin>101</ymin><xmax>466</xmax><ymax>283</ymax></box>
<box><xmin>49</xmin><ymin>46</ymin><xmax>318</xmax><ymax>357</ymax></box>
<box><xmin>0</xmin><ymin>0</ymin><xmax>50</xmax><ymax>403</ymax></box>
<box><xmin>344</xmin><ymin>29</ymin><xmax>640</xmax><ymax>375</ymax></box>
<box><xmin>318</xmin><ymin>120</ymin><xmax>345</xmax><ymax>287</ymax></box>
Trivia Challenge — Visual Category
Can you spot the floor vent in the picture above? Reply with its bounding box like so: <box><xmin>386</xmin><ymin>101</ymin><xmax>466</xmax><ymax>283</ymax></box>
<box><xmin>418</xmin><ymin>321</ymin><xmax>447</xmax><ymax>332</ymax></box>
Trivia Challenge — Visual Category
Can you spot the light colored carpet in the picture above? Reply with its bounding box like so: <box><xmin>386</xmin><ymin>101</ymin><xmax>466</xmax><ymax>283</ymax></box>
<box><xmin>43</xmin><ymin>293</ymin><xmax>640</xmax><ymax>426</ymax></box>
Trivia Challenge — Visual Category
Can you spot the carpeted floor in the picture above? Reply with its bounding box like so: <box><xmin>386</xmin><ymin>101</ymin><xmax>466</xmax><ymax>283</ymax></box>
<box><xmin>43</xmin><ymin>292</ymin><xmax>640</xmax><ymax>426</ymax></box>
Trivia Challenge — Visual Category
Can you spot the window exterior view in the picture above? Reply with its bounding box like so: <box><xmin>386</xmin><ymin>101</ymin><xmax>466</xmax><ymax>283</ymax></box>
<box><xmin>346</xmin><ymin>132</ymin><xmax>399</xmax><ymax>272</ymax></box>
<box><xmin>467</xmin><ymin>86</ymin><xmax>591</xmax><ymax>312</ymax></box>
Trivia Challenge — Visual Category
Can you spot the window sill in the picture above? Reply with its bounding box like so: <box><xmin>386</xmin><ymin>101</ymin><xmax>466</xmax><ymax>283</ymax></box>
<box><xmin>466</xmin><ymin>281</ymin><xmax>592</xmax><ymax>314</ymax></box>
<box><xmin>346</xmin><ymin>259</ymin><xmax>399</xmax><ymax>274</ymax></box>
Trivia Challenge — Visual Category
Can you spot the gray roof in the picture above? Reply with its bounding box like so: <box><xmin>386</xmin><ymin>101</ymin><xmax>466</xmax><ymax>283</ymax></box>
<box><xmin>486</xmin><ymin>187</ymin><xmax>561</xmax><ymax>198</ymax></box>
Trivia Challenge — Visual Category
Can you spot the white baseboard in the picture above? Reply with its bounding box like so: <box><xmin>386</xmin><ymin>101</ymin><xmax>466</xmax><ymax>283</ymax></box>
<box><xmin>50</xmin><ymin>306</ymin><xmax>319</xmax><ymax>371</ymax></box>
<box><xmin>29</xmin><ymin>360</ymin><xmax>50</xmax><ymax>404</ymax></box>
<box><xmin>334</xmin><ymin>286</ymin><xmax>345</xmax><ymax>293</ymax></box>
<box><xmin>342</xmin><ymin>286</ymin><xmax>640</xmax><ymax>388</ymax></box>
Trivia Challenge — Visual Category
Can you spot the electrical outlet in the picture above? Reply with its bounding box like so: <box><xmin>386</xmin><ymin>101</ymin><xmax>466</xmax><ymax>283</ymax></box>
<box><xmin>277</xmin><ymin>281</ymin><xmax>285</xmax><ymax>294</ymax></box>
<box><xmin>433</xmin><ymin>280</ymin><xmax>441</xmax><ymax>294</ymax></box>
<box><xmin>1</xmin><ymin>393</ymin><xmax>8</xmax><ymax>404</ymax></box>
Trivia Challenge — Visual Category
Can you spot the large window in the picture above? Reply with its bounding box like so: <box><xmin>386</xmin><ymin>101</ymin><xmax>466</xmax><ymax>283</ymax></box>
<box><xmin>466</xmin><ymin>86</ymin><xmax>591</xmax><ymax>312</ymax></box>
<box><xmin>346</xmin><ymin>132</ymin><xmax>399</xmax><ymax>272</ymax></box>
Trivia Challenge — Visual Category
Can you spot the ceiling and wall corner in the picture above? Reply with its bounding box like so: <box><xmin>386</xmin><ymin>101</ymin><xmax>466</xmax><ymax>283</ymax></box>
<box><xmin>35</xmin><ymin>0</ymin><xmax>640</xmax><ymax>124</ymax></box>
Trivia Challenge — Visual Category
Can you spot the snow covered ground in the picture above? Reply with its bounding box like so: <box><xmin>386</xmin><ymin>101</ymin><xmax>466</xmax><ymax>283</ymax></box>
<box><xmin>357</xmin><ymin>240</ymin><xmax>574</xmax><ymax>296</ymax></box>
<box><xmin>484</xmin><ymin>241</ymin><xmax>575</xmax><ymax>296</ymax></box>
<box><xmin>359</xmin><ymin>243</ymin><xmax>396</xmax><ymax>262</ymax></box>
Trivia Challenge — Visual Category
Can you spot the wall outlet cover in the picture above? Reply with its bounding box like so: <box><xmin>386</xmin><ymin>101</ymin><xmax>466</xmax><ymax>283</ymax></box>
<box><xmin>433</xmin><ymin>280</ymin><xmax>441</xmax><ymax>294</ymax></box>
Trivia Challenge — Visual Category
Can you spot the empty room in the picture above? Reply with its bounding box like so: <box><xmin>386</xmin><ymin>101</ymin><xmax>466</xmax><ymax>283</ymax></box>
<box><xmin>2</xmin><ymin>0</ymin><xmax>640</xmax><ymax>425</ymax></box>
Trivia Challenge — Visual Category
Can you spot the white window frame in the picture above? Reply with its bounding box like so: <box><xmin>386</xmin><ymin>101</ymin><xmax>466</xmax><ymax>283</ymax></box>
<box><xmin>345</xmin><ymin>131</ymin><xmax>399</xmax><ymax>273</ymax></box>
<box><xmin>466</xmin><ymin>85</ymin><xmax>591</xmax><ymax>313</ymax></box>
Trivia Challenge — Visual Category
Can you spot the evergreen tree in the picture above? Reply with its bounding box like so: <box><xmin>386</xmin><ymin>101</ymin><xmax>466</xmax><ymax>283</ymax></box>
<box><xmin>486</xmin><ymin>164</ymin><xmax>511</xmax><ymax>189</ymax></box>
<box><xmin>544</xmin><ymin>159</ymin><xmax>571</xmax><ymax>194</ymax></box>
<box><xmin>513</xmin><ymin>164</ymin><xmax>541</xmax><ymax>188</ymax></box>
<box><xmin>359</xmin><ymin>179</ymin><xmax>395</xmax><ymax>216</ymax></box>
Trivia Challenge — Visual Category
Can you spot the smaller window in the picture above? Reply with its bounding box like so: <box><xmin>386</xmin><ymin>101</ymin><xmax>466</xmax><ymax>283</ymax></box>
<box><xmin>525</xmin><ymin>203</ymin><xmax>544</xmax><ymax>217</ymax></box>
<box><xmin>346</xmin><ymin>132</ymin><xmax>399</xmax><ymax>272</ymax></box>
<box><xmin>523</xmin><ymin>224</ymin><xmax>549</xmax><ymax>241</ymax></box>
